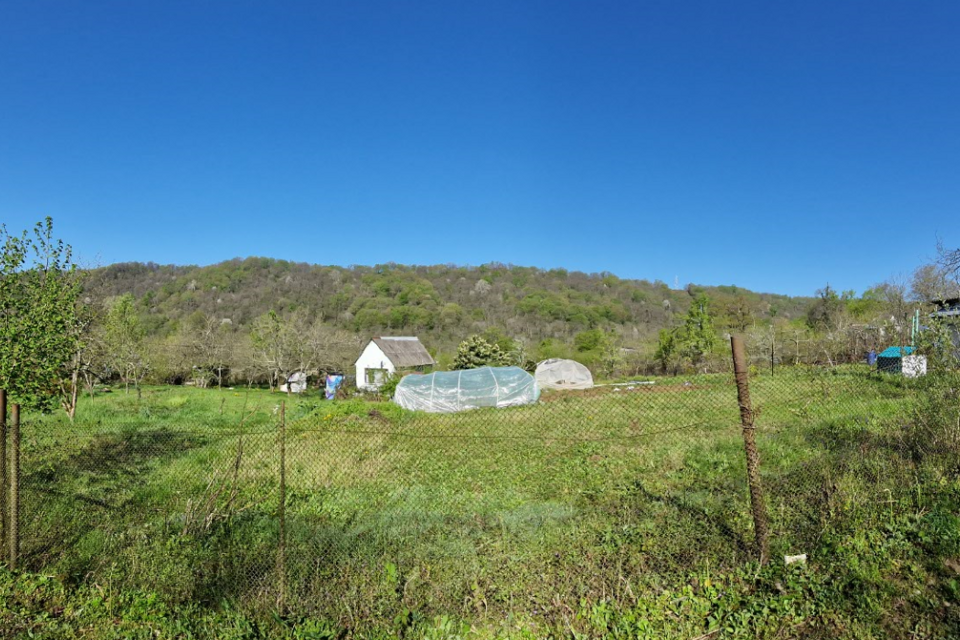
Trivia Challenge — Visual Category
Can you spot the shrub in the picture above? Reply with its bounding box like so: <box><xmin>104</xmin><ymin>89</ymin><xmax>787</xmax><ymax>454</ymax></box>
<box><xmin>452</xmin><ymin>335</ymin><xmax>508</xmax><ymax>370</ymax></box>
<box><xmin>378</xmin><ymin>372</ymin><xmax>402</xmax><ymax>399</ymax></box>
<box><xmin>905</xmin><ymin>371</ymin><xmax>960</xmax><ymax>461</ymax></box>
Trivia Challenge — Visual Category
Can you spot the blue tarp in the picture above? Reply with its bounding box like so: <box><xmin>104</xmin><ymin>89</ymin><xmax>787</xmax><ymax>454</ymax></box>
<box><xmin>325</xmin><ymin>374</ymin><xmax>344</xmax><ymax>400</ymax></box>
<box><xmin>878</xmin><ymin>346</ymin><xmax>914</xmax><ymax>358</ymax></box>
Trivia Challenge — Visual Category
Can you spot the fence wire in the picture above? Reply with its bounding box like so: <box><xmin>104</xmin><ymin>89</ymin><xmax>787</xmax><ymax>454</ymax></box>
<box><xmin>4</xmin><ymin>353</ymin><xmax>955</xmax><ymax>634</ymax></box>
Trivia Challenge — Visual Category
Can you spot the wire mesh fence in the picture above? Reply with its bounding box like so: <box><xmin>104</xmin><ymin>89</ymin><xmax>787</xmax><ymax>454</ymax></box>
<box><xmin>2</xmin><ymin>343</ymin><xmax>956</xmax><ymax>634</ymax></box>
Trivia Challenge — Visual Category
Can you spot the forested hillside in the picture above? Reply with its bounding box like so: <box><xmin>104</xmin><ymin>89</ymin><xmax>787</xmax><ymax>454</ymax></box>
<box><xmin>86</xmin><ymin>258</ymin><xmax>811</xmax><ymax>356</ymax></box>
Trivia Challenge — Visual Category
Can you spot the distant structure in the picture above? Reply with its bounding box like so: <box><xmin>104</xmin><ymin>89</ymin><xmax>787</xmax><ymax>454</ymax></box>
<box><xmin>535</xmin><ymin>359</ymin><xmax>594</xmax><ymax>390</ymax></box>
<box><xmin>931</xmin><ymin>297</ymin><xmax>960</xmax><ymax>361</ymax></box>
<box><xmin>280</xmin><ymin>371</ymin><xmax>307</xmax><ymax>393</ymax></box>
<box><xmin>876</xmin><ymin>346</ymin><xmax>923</xmax><ymax>376</ymax></box>
<box><xmin>394</xmin><ymin>366</ymin><xmax>540</xmax><ymax>413</ymax></box>
<box><xmin>355</xmin><ymin>337</ymin><xmax>435</xmax><ymax>391</ymax></box>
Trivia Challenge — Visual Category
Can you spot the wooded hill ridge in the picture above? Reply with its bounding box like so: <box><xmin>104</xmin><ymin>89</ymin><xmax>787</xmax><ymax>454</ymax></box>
<box><xmin>86</xmin><ymin>258</ymin><xmax>812</xmax><ymax>355</ymax></box>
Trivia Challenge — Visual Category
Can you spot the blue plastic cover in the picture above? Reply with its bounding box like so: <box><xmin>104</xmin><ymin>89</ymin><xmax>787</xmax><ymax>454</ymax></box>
<box><xmin>325</xmin><ymin>374</ymin><xmax>344</xmax><ymax>400</ymax></box>
<box><xmin>878</xmin><ymin>346</ymin><xmax>914</xmax><ymax>358</ymax></box>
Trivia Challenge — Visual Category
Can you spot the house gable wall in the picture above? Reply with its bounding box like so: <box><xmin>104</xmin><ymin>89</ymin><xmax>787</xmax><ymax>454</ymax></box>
<box><xmin>355</xmin><ymin>341</ymin><xmax>395</xmax><ymax>390</ymax></box>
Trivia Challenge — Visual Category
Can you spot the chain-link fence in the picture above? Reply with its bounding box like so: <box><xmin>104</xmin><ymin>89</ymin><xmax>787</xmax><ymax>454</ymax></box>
<box><xmin>1</xmin><ymin>341</ymin><xmax>954</xmax><ymax>634</ymax></box>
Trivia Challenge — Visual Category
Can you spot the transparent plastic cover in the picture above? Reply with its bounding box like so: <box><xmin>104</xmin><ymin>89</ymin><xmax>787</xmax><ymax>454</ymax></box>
<box><xmin>393</xmin><ymin>366</ymin><xmax>541</xmax><ymax>413</ymax></box>
<box><xmin>534</xmin><ymin>359</ymin><xmax>594</xmax><ymax>390</ymax></box>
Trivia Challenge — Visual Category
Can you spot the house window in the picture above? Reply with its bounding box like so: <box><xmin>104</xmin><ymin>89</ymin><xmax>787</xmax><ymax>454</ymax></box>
<box><xmin>366</xmin><ymin>368</ymin><xmax>387</xmax><ymax>385</ymax></box>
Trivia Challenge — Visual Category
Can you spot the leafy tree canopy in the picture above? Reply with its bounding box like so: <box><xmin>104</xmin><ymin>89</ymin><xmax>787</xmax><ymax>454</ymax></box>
<box><xmin>0</xmin><ymin>218</ymin><xmax>83</xmax><ymax>410</ymax></box>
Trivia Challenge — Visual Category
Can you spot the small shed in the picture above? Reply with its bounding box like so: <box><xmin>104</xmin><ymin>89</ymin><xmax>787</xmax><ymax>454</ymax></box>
<box><xmin>280</xmin><ymin>371</ymin><xmax>307</xmax><ymax>393</ymax></box>
<box><xmin>355</xmin><ymin>336</ymin><xmax>435</xmax><ymax>391</ymax></box>
<box><xmin>932</xmin><ymin>298</ymin><xmax>960</xmax><ymax>361</ymax></box>
<box><xmin>876</xmin><ymin>346</ymin><xmax>926</xmax><ymax>377</ymax></box>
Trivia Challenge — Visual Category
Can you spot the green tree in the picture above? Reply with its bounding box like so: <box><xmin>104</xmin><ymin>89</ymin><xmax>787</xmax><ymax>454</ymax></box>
<box><xmin>720</xmin><ymin>294</ymin><xmax>755</xmax><ymax>332</ymax></box>
<box><xmin>597</xmin><ymin>335</ymin><xmax>625</xmax><ymax>379</ymax></box>
<box><xmin>479</xmin><ymin>327</ymin><xmax>513</xmax><ymax>352</ymax></box>
<box><xmin>654</xmin><ymin>328</ymin><xmax>678</xmax><ymax>374</ymax></box>
<box><xmin>846</xmin><ymin>287</ymin><xmax>884</xmax><ymax>321</ymax></box>
<box><xmin>439</xmin><ymin>303</ymin><xmax>465</xmax><ymax>329</ymax></box>
<box><xmin>535</xmin><ymin>338</ymin><xmax>573</xmax><ymax>362</ymax></box>
<box><xmin>250</xmin><ymin>310</ymin><xmax>291</xmax><ymax>390</ymax></box>
<box><xmin>59</xmin><ymin>300</ymin><xmax>98</xmax><ymax>420</ymax></box>
<box><xmin>678</xmin><ymin>294</ymin><xmax>718</xmax><ymax>371</ymax></box>
<box><xmin>806</xmin><ymin>285</ymin><xmax>847</xmax><ymax>331</ymax></box>
<box><xmin>0</xmin><ymin>218</ymin><xmax>84</xmax><ymax>411</ymax></box>
<box><xmin>657</xmin><ymin>294</ymin><xmax>718</xmax><ymax>373</ymax></box>
<box><xmin>573</xmin><ymin>329</ymin><xmax>623</xmax><ymax>378</ymax></box>
<box><xmin>574</xmin><ymin>329</ymin><xmax>606</xmax><ymax>353</ymax></box>
<box><xmin>104</xmin><ymin>294</ymin><xmax>149</xmax><ymax>392</ymax></box>
<box><xmin>180</xmin><ymin>312</ymin><xmax>233</xmax><ymax>388</ymax></box>
<box><xmin>452</xmin><ymin>335</ymin><xmax>508</xmax><ymax>370</ymax></box>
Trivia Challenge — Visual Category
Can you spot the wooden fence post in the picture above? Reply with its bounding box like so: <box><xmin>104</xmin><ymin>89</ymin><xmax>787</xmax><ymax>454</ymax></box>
<box><xmin>277</xmin><ymin>400</ymin><xmax>287</xmax><ymax>614</ymax></box>
<box><xmin>0</xmin><ymin>389</ymin><xmax>6</xmax><ymax>566</ymax></box>
<box><xmin>8</xmin><ymin>403</ymin><xmax>19</xmax><ymax>569</ymax></box>
<box><xmin>731</xmin><ymin>335</ymin><xmax>770</xmax><ymax>564</ymax></box>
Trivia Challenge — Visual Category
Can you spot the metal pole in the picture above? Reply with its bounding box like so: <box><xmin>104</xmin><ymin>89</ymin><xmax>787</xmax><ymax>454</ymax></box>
<box><xmin>731</xmin><ymin>336</ymin><xmax>770</xmax><ymax>564</ymax></box>
<box><xmin>0</xmin><ymin>390</ymin><xmax>6</xmax><ymax>566</ymax></box>
<box><xmin>9</xmin><ymin>403</ymin><xmax>19</xmax><ymax>569</ymax></box>
<box><xmin>770</xmin><ymin>330</ymin><xmax>775</xmax><ymax>375</ymax></box>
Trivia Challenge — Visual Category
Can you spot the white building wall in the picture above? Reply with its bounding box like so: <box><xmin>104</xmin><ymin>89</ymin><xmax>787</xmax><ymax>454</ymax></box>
<box><xmin>355</xmin><ymin>341</ymin><xmax>396</xmax><ymax>390</ymax></box>
<box><xmin>902</xmin><ymin>355</ymin><xmax>927</xmax><ymax>378</ymax></box>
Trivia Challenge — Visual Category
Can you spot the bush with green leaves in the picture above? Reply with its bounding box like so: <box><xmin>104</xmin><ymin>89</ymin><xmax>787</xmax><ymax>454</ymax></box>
<box><xmin>452</xmin><ymin>334</ymin><xmax>508</xmax><ymax>370</ymax></box>
<box><xmin>377</xmin><ymin>372</ymin><xmax>402</xmax><ymax>399</ymax></box>
<box><xmin>0</xmin><ymin>218</ymin><xmax>83</xmax><ymax>411</ymax></box>
<box><xmin>905</xmin><ymin>370</ymin><xmax>960</xmax><ymax>462</ymax></box>
<box><xmin>655</xmin><ymin>294</ymin><xmax>719</xmax><ymax>373</ymax></box>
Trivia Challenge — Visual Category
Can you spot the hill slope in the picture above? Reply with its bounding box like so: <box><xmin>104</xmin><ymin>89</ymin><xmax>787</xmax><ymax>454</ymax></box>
<box><xmin>85</xmin><ymin>258</ymin><xmax>812</xmax><ymax>355</ymax></box>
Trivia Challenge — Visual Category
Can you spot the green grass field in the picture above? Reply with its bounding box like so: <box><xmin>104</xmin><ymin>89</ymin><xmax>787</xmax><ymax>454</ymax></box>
<box><xmin>5</xmin><ymin>367</ymin><xmax>960</xmax><ymax>639</ymax></box>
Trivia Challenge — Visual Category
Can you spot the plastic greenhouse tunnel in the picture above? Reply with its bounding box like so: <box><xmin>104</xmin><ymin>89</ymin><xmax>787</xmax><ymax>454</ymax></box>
<box><xmin>393</xmin><ymin>366</ymin><xmax>541</xmax><ymax>413</ymax></box>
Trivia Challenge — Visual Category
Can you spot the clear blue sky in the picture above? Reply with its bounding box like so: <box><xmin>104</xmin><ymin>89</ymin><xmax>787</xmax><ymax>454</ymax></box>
<box><xmin>2</xmin><ymin>1</ymin><xmax>958</xmax><ymax>296</ymax></box>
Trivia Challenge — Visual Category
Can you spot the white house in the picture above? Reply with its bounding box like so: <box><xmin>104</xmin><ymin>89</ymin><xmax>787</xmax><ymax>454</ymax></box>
<box><xmin>355</xmin><ymin>337</ymin><xmax>435</xmax><ymax>390</ymax></box>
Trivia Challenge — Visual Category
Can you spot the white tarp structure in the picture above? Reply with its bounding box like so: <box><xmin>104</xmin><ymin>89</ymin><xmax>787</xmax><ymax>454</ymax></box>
<box><xmin>535</xmin><ymin>359</ymin><xmax>594</xmax><ymax>390</ymax></box>
<box><xmin>280</xmin><ymin>371</ymin><xmax>307</xmax><ymax>393</ymax></box>
<box><xmin>393</xmin><ymin>366</ymin><xmax>540</xmax><ymax>413</ymax></box>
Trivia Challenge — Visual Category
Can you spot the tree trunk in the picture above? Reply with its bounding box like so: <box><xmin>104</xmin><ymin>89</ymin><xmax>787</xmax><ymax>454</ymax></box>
<box><xmin>60</xmin><ymin>351</ymin><xmax>81</xmax><ymax>421</ymax></box>
<box><xmin>66</xmin><ymin>368</ymin><xmax>79</xmax><ymax>421</ymax></box>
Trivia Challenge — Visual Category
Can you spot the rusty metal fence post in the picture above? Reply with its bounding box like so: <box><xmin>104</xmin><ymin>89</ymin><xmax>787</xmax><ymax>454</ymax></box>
<box><xmin>731</xmin><ymin>335</ymin><xmax>770</xmax><ymax>564</ymax></box>
<box><xmin>0</xmin><ymin>389</ymin><xmax>6</xmax><ymax>566</ymax></box>
<box><xmin>8</xmin><ymin>403</ymin><xmax>19</xmax><ymax>569</ymax></box>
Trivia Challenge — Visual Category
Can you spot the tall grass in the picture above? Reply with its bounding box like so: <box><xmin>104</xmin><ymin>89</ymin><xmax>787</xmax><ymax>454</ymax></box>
<box><xmin>12</xmin><ymin>368</ymin><xmax>960</xmax><ymax>638</ymax></box>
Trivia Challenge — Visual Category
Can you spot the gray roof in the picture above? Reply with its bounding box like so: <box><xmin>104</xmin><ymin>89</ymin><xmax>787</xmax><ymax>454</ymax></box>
<box><xmin>932</xmin><ymin>298</ymin><xmax>960</xmax><ymax>318</ymax></box>
<box><xmin>372</xmin><ymin>337</ymin><xmax>435</xmax><ymax>367</ymax></box>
